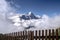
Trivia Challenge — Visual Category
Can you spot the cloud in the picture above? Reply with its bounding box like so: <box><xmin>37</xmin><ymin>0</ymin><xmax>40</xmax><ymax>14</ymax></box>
<box><xmin>9</xmin><ymin>14</ymin><xmax>60</xmax><ymax>31</ymax></box>
<box><xmin>0</xmin><ymin>0</ymin><xmax>22</xmax><ymax>34</ymax></box>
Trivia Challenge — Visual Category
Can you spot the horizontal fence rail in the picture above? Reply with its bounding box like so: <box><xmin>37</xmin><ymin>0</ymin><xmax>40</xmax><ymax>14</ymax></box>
<box><xmin>0</xmin><ymin>29</ymin><xmax>60</xmax><ymax>40</ymax></box>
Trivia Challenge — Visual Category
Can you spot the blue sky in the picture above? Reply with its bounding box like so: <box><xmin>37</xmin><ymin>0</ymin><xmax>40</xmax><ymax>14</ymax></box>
<box><xmin>6</xmin><ymin>0</ymin><xmax>60</xmax><ymax>16</ymax></box>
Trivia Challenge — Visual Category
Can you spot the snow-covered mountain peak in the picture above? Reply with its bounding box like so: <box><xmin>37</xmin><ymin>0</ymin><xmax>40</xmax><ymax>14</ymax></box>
<box><xmin>19</xmin><ymin>12</ymin><xmax>40</xmax><ymax>20</ymax></box>
<box><xmin>28</xmin><ymin>11</ymin><xmax>32</xmax><ymax>15</ymax></box>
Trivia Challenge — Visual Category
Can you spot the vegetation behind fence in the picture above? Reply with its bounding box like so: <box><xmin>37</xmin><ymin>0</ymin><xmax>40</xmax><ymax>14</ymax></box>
<box><xmin>0</xmin><ymin>29</ymin><xmax>60</xmax><ymax>40</ymax></box>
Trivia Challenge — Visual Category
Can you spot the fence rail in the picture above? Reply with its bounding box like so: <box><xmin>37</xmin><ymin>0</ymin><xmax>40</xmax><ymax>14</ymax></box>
<box><xmin>0</xmin><ymin>29</ymin><xmax>60</xmax><ymax>40</ymax></box>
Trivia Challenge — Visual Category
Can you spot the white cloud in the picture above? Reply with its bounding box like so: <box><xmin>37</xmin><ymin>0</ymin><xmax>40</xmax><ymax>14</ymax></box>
<box><xmin>9</xmin><ymin>14</ymin><xmax>60</xmax><ymax>31</ymax></box>
<box><xmin>0</xmin><ymin>0</ymin><xmax>21</xmax><ymax>34</ymax></box>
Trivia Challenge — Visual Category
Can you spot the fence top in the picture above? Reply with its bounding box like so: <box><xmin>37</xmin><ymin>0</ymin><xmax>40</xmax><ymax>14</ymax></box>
<box><xmin>0</xmin><ymin>29</ymin><xmax>58</xmax><ymax>36</ymax></box>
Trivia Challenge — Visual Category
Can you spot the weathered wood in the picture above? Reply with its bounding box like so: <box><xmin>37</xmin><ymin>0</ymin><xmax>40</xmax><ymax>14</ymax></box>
<box><xmin>28</xmin><ymin>31</ymin><xmax>30</xmax><ymax>40</ymax></box>
<box><xmin>35</xmin><ymin>30</ymin><xmax>37</xmax><ymax>40</ymax></box>
<box><xmin>0</xmin><ymin>29</ymin><xmax>59</xmax><ymax>40</ymax></box>
<box><xmin>52</xmin><ymin>29</ymin><xmax>54</xmax><ymax>40</ymax></box>
<box><xmin>31</xmin><ymin>31</ymin><xmax>34</xmax><ymax>40</ymax></box>
<box><xmin>49</xmin><ymin>29</ymin><xmax>51</xmax><ymax>40</ymax></box>
<box><xmin>39</xmin><ymin>30</ymin><xmax>41</xmax><ymax>40</ymax></box>
<box><xmin>42</xmin><ymin>30</ymin><xmax>44</xmax><ymax>40</ymax></box>
<box><xmin>45</xmin><ymin>30</ymin><xmax>47</xmax><ymax>40</ymax></box>
<box><xmin>56</xmin><ymin>29</ymin><xmax>58</xmax><ymax>40</ymax></box>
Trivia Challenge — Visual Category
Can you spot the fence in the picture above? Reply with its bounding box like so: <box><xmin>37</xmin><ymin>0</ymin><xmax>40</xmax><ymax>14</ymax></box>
<box><xmin>0</xmin><ymin>29</ymin><xmax>60</xmax><ymax>40</ymax></box>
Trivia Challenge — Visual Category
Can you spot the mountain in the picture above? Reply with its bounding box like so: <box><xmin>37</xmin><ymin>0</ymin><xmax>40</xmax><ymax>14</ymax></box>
<box><xmin>20</xmin><ymin>12</ymin><xmax>40</xmax><ymax>20</ymax></box>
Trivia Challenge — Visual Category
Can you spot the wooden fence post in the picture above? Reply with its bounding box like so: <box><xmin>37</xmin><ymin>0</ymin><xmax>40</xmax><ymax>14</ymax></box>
<box><xmin>31</xmin><ymin>31</ymin><xmax>34</xmax><ymax>40</ymax></box>
<box><xmin>56</xmin><ymin>29</ymin><xmax>58</xmax><ymax>40</ymax></box>
<box><xmin>45</xmin><ymin>30</ymin><xmax>47</xmax><ymax>40</ymax></box>
<box><xmin>35</xmin><ymin>30</ymin><xmax>37</xmax><ymax>40</ymax></box>
<box><xmin>28</xmin><ymin>31</ymin><xmax>30</xmax><ymax>40</ymax></box>
<box><xmin>39</xmin><ymin>30</ymin><xmax>41</xmax><ymax>40</ymax></box>
<box><xmin>49</xmin><ymin>29</ymin><xmax>51</xmax><ymax>40</ymax></box>
<box><xmin>22</xmin><ymin>31</ymin><xmax>24</xmax><ymax>40</ymax></box>
<box><xmin>52</xmin><ymin>29</ymin><xmax>54</xmax><ymax>40</ymax></box>
<box><xmin>25</xmin><ymin>31</ymin><xmax>27</xmax><ymax>40</ymax></box>
<box><xmin>42</xmin><ymin>30</ymin><xmax>44</xmax><ymax>40</ymax></box>
<box><xmin>20</xmin><ymin>31</ymin><xmax>22</xmax><ymax>40</ymax></box>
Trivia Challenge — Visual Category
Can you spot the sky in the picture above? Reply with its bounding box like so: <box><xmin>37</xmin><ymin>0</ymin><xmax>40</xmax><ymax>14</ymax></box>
<box><xmin>6</xmin><ymin>0</ymin><xmax>60</xmax><ymax>16</ymax></box>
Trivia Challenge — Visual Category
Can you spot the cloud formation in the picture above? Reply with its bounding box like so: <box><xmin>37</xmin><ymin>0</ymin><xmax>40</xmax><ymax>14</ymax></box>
<box><xmin>0</xmin><ymin>0</ymin><xmax>22</xmax><ymax>34</ymax></box>
<box><xmin>9</xmin><ymin>14</ymin><xmax>60</xmax><ymax>30</ymax></box>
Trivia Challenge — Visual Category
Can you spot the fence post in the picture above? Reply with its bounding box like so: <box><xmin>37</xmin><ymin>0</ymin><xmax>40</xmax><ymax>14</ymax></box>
<box><xmin>31</xmin><ymin>31</ymin><xmax>34</xmax><ymax>40</ymax></box>
<box><xmin>42</xmin><ymin>30</ymin><xmax>44</xmax><ymax>40</ymax></box>
<box><xmin>35</xmin><ymin>30</ymin><xmax>37</xmax><ymax>40</ymax></box>
<box><xmin>56</xmin><ymin>29</ymin><xmax>58</xmax><ymax>40</ymax></box>
<box><xmin>45</xmin><ymin>30</ymin><xmax>47</xmax><ymax>40</ymax></box>
<box><xmin>52</xmin><ymin>29</ymin><xmax>54</xmax><ymax>40</ymax></box>
<box><xmin>39</xmin><ymin>30</ymin><xmax>41</xmax><ymax>40</ymax></box>
<box><xmin>14</xmin><ymin>33</ymin><xmax>15</xmax><ymax>40</ymax></box>
<box><xmin>25</xmin><ymin>31</ymin><xmax>27</xmax><ymax>40</ymax></box>
<box><xmin>49</xmin><ymin>29</ymin><xmax>51</xmax><ymax>40</ymax></box>
<box><xmin>20</xmin><ymin>31</ymin><xmax>22</xmax><ymax>40</ymax></box>
<box><xmin>28</xmin><ymin>31</ymin><xmax>30</xmax><ymax>40</ymax></box>
<box><xmin>22</xmin><ymin>31</ymin><xmax>24</xmax><ymax>40</ymax></box>
<box><xmin>18</xmin><ymin>32</ymin><xmax>20</xmax><ymax>40</ymax></box>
